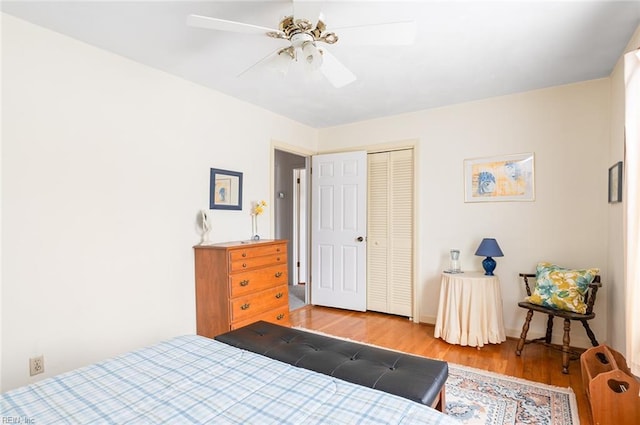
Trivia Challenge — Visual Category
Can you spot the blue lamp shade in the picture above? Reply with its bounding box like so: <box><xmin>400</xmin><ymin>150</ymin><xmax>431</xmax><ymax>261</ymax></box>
<box><xmin>474</xmin><ymin>238</ymin><xmax>504</xmax><ymax>276</ymax></box>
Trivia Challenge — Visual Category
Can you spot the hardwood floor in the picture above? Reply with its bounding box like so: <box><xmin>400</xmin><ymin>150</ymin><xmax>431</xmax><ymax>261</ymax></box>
<box><xmin>290</xmin><ymin>305</ymin><xmax>592</xmax><ymax>425</ymax></box>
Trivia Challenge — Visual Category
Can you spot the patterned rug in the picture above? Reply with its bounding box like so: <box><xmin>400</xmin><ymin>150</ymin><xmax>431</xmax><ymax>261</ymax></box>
<box><xmin>293</xmin><ymin>327</ymin><xmax>579</xmax><ymax>425</ymax></box>
<box><xmin>446</xmin><ymin>363</ymin><xmax>579</xmax><ymax>425</ymax></box>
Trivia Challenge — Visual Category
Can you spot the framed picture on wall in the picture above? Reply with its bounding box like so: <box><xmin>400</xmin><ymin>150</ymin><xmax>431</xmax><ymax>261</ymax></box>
<box><xmin>210</xmin><ymin>168</ymin><xmax>243</xmax><ymax>210</ymax></box>
<box><xmin>608</xmin><ymin>161</ymin><xmax>623</xmax><ymax>203</ymax></box>
<box><xmin>464</xmin><ymin>153</ymin><xmax>535</xmax><ymax>202</ymax></box>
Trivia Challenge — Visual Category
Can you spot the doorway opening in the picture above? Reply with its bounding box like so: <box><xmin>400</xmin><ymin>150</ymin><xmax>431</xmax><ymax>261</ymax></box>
<box><xmin>274</xmin><ymin>149</ymin><xmax>309</xmax><ymax>310</ymax></box>
<box><xmin>274</xmin><ymin>145</ymin><xmax>416</xmax><ymax>318</ymax></box>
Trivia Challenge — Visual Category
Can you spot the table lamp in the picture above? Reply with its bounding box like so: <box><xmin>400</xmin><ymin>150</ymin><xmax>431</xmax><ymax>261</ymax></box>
<box><xmin>474</xmin><ymin>238</ymin><xmax>504</xmax><ymax>275</ymax></box>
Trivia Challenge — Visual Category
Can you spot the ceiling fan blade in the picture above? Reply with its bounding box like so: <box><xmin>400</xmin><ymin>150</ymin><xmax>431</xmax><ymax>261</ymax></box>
<box><xmin>292</xmin><ymin>1</ymin><xmax>324</xmax><ymax>24</ymax></box>
<box><xmin>334</xmin><ymin>21</ymin><xmax>417</xmax><ymax>46</ymax></box>
<box><xmin>319</xmin><ymin>48</ymin><xmax>356</xmax><ymax>88</ymax></box>
<box><xmin>237</xmin><ymin>47</ymin><xmax>291</xmax><ymax>78</ymax></box>
<box><xmin>187</xmin><ymin>14</ymin><xmax>282</xmax><ymax>36</ymax></box>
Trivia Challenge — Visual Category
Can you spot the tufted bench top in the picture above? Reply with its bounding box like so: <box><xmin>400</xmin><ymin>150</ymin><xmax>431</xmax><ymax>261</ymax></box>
<box><xmin>215</xmin><ymin>321</ymin><xmax>448</xmax><ymax>409</ymax></box>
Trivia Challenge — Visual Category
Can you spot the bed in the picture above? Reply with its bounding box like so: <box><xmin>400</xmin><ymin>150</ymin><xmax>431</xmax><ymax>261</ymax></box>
<box><xmin>1</xmin><ymin>334</ymin><xmax>457</xmax><ymax>424</ymax></box>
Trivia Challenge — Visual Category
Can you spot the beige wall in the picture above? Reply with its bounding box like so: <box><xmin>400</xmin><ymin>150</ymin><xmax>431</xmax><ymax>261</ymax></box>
<box><xmin>1</xmin><ymin>15</ymin><xmax>317</xmax><ymax>391</ymax></box>
<box><xmin>319</xmin><ymin>79</ymin><xmax>611</xmax><ymax>346</ymax></box>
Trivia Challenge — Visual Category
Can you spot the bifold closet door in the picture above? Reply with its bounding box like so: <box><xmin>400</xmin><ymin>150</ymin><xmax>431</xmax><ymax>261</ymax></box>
<box><xmin>367</xmin><ymin>149</ymin><xmax>413</xmax><ymax>317</ymax></box>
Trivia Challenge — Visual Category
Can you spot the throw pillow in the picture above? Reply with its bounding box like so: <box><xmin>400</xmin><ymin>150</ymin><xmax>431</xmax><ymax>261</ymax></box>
<box><xmin>525</xmin><ymin>262</ymin><xmax>599</xmax><ymax>314</ymax></box>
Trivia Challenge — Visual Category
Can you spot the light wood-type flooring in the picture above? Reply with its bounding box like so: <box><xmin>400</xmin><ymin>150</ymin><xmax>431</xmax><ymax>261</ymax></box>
<box><xmin>290</xmin><ymin>305</ymin><xmax>593</xmax><ymax>425</ymax></box>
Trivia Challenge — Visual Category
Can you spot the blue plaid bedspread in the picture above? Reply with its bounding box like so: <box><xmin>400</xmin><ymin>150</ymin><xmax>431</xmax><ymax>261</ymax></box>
<box><xmin>1</xmin><ymin>335</ymin><xmax>458</xmax><ymax>424</ymax></box>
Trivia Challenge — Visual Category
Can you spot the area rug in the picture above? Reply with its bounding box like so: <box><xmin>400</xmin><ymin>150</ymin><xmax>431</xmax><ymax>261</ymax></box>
<box><xmin>293</xmin><ymin>327</ymin><xmax>579</xmax><ymax>425</ymax></box>
<box><xmin>446</xmin><ymin>363</ymin><xmax>579</xmax><ymax>425</ymax></box>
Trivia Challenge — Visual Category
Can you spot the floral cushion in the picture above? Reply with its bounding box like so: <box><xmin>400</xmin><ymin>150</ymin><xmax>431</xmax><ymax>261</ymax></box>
<box><xmin>525</xmin><ymin>262</ymin><xmax>599</xmax><ymax>314</ymax></box>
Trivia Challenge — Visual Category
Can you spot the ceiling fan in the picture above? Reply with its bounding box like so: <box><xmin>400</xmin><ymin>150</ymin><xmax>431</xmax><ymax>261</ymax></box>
<box><xmin>186</xmin><ymin>7</ymin><xmax>416</xmax><ymax>88</ymax></box>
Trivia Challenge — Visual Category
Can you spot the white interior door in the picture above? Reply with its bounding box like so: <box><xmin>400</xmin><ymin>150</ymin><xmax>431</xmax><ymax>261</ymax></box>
<box><xmin>311</xmin><ymin>151</ymin><xmax>367</xmax><ymax>311</ymax></box>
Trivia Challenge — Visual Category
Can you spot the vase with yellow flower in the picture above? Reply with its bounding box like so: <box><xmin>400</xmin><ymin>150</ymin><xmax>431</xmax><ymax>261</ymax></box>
<box><xmin>251</xmin><ymin>200</ymin><xmax>267</xmax><ymax>240</ymax></box>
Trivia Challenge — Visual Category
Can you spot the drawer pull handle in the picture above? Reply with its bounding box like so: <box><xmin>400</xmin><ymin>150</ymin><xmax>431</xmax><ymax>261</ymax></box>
<box><xmin>240</xmin><ymin>303</ymin><xmax>250</xmax><ymax>310</ymax></box>
<box><xmin>275</xmin><ymin>272</ymin><xmax>283</xmax><ymax>278</ymax></box>
<box><xmin>242</xmin><ymin>263</ymin><xmax>247</xmax><ymax>268</ymax></box>
<box><xmin>276</xmin><ymin>314</ymin><xmax>285</xmax><ymax>320</ymax></box>
<box><xmin>277</xmin><ymin>257</ymin><xmax>281</xmax><ymax>261</ymax></box>
<box><xmin>240</xmin><ymin>280</ymin><xmax>249</xmax><ymax>287</ymax></box>
<box><xmin>275</xmin><ymin>292</ymin><xmax>283</xmax><ymax>299</ymax></box>
<box><xmin>242</xmin><ymin>253</ymin><xmax>247</xmax><ymax>257</ymax></box>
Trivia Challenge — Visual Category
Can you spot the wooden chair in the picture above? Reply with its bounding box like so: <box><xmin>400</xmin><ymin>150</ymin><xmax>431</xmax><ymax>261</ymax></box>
<box><xmin>515</xmin><ymin>273</ymin><xmax>602</xmax><ymax>374</ymax></box>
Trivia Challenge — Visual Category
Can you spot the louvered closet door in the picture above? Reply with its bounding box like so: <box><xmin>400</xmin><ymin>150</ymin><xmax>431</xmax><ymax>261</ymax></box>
<box><xmin>367</xmin><ymin>149</ymin><xmax>413</xmax><ymax>317</ymax></box>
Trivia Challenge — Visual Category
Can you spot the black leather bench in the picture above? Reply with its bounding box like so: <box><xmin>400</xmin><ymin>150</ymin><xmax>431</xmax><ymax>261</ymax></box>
<box><xmin>215</xmin><ymin>321</ymin><xmax>448</xmax><ymax>411</ymax></box>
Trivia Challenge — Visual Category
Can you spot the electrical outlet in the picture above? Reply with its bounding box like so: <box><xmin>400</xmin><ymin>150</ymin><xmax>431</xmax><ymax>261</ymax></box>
<box><xmin>29</xmin><ymin>355</ymin><xmax>44</xmax><ymax>376</ymax></box>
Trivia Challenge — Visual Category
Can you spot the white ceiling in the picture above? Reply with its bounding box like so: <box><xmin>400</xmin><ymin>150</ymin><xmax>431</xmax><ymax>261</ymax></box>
<box><xmin>3</xmin><ymin>1</ymin><xmax>639</xmax><ymax>128</ymax></box>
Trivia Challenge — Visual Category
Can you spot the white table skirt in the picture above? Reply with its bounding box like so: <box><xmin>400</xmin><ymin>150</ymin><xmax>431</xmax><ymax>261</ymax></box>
<box><xmin>434</xmin><ymin>271</ymin><xmax>506</xmax><ymax>347</ymax></box>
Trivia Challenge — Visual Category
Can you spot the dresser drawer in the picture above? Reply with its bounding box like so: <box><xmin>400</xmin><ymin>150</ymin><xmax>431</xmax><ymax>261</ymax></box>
<box><xmin>229</xmin><ymin>243</ymin><xmax>287</xmax><ymax>262</ymax></box>
<box><xmin>229</xmin><ymin>252</ymin><xmax>287</xmax><ymax>272</ymax></box>
<box><xmin>231</xmin><ymin>306</ymin><xmax>290</xmax><ymax>330</ymax></box>
<box><xmin>229</xmin><ymin>265</ymin><xmax>287</xmax><ymax>297</ymax></box>
<box><xmin>230</xmin><ymin>285</ymin><xmax>289</xmax><ymax>322</ymax></box>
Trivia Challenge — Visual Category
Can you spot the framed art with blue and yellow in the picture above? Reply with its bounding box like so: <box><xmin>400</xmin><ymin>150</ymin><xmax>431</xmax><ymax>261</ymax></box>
<box><xmin>210</xmin><ymin>168</ymin><xmax>243</xmax><ymax>210</ymax></box>
<box><xmin>464</xmin><ymin>153</ymin><xmax>535</xmax><ymax>203</ymax></box>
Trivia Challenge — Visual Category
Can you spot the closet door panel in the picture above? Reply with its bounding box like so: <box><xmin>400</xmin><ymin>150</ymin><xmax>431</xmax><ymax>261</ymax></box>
<box><xmin>389</xmin><ymin>149</ymin><xmax>413</xmax><ymax>316</ymax></box>
<box><xmin>367</xmin><ymin>152</ymin><xmax>389</xmax><ymax>312</ymax></box>
<box><xmin>367</xmin><ymin>149</ymin><xmax>413</xmax><ymax>316</ymax></box>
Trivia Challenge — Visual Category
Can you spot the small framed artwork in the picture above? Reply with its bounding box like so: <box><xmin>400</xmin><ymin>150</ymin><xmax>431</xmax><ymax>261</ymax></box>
<box><xmin>608</xmin><ymin>161</ymin><xmax>623</xmax><ymax>203</ymax></box>
<box><xmin>464</xmin><ymin>153</ymin><xmax>535</xmax><ymax>202</ymax></box>
<box><xmin>210</xmin><ymin>168</ymin><xmax>243</xmax><ymax>210</ymax></box>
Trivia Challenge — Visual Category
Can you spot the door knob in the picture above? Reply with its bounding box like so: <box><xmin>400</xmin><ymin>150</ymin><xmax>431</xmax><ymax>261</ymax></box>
<box><xmin>356</xmin><ymin>236</ymin><xmax>365</xmax><ymax>242</ymax></box>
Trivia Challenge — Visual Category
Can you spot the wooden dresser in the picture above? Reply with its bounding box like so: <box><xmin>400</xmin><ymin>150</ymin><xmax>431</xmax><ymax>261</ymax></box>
<box><xmin>194</xmin><ymin>239</ymin><xmax>290</xmax><ymax>338</ymax></box>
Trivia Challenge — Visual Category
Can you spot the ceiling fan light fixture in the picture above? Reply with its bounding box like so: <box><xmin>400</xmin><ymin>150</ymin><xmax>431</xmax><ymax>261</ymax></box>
<box><xmin>301</xmin><ymin>41</ymin><xmax>323</xmax><ymax>70</ymax></box>
<box><xmin>271</xmin><ymin>47</ymin><xmax>295</xmax><ymax>75</ymax></box>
